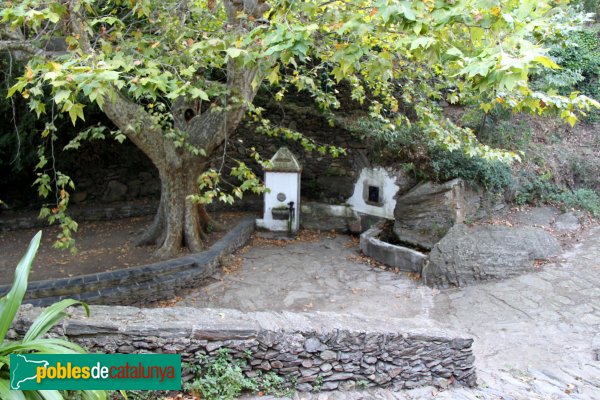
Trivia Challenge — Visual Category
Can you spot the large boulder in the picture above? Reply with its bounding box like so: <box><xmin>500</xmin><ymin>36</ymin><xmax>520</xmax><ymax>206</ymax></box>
<box><xmin>422</xmin><ymin>224</ymin><xmax>561</xmax><ymax>287</ymax></box>
<box><xmin>393</xmin><ymin>179</ymin><xmax>479</xmax><ymax>249</ymax></box>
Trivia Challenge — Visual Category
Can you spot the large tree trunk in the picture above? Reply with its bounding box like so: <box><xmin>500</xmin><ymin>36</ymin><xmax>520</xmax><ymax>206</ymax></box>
<box><xmin>66</xmin><ymin>0</ymin><xmax>262</xmax><ymax>258</ymax></box>
<box><xmin>101</xmin><ymin>87</ymin><xmax>257</xmax><ymax>258</ymax></box>
<box><xmin>135</xmin><ymin>158</ymin><xmax>214</xmax><ymax>258</ymax></box>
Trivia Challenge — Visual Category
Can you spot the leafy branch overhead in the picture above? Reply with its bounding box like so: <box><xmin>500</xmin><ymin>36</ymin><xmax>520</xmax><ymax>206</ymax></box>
<box><xmin>4</xmin><ymin>1</ymin><xmax>598</xmax><ymax>133</ymax></box>
<box><xmin>1</xmin><ymin>0</ymin><xmax>598</xmax><ymax>255</ymax></box>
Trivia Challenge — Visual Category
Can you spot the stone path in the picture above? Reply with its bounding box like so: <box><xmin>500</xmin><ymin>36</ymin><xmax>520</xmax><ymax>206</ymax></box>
<box><xmin>178</xmin><ymin>227</ymin><xmax>600</xmax><ymax>399</ymax></box>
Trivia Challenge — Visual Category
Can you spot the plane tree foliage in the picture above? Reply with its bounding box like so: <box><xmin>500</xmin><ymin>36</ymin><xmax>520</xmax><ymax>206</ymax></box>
<box><xmin>0</xmin><ymin>0</ymin><xmax>597</xmax><ymax>256</ymax></box>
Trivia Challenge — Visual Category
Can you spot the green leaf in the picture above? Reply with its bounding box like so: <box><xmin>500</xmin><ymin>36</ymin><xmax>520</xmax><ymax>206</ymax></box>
<box><xmin>225</xmin><ymin>48</ymin><xmax>243</xmax><ymax>58</ymax></box>
<box><xmin>23</xmin><ymin>299</ymin><xmax>89</xmax><ymax>343</ymax></box>
<box><xmin>39</xmin><ymin>390</ymin><xmax>64</xmax><ymax>400</ymax></box>
<box><xmin>68</xmin><ymin>103</ymin><xmax>85</xmax><ymax>125</ymax></box>
<box><xmin>410</xmin><ymin>37</ymin><xmax>435</xmax><ymax>50</ymax></box>
<box><xmin>53</xmin><ymin>90</ymin><xmax>70</xmax><ymax>104</ymax></box>
<box><xmin>0</xmin><ymin>380</ymin><xmax>25</xmax><ymax>400</ymax></box>
<box><xmin>480</xmin><ymin>103</ymin><xmax>493</xmax><ymax>113</ymax></box>
<box><xmin>534</xmin><ymin>55</ymin><xmax>560</xmax><ymax>69</ymax></box>
<box><xmin>190</xmin><ymin>87</ymin><xmax>209</xmax><ymax>101</ymax></box>
<box><xmin>267</xmin><ymin>65</ymin><xmax>280</xmax><ymax>85</ymax></box>
<box><xmin>0</xmin><ymin>232</ymin><xmax>41</xmax><ymax>343</ymax></box>
<box><xmin>96</xmin><ymin>70</ymin><xmax>120</xmax><ymax>81</ymax></box>
<box><xmin>446</xmin><ymin>47</ymin><xmax>463</xmax><ymax>57</ymax></box>
<box><xmin>0</xmin><ymin>338</ymin><xmax>87</xmax><ymax>355</ymax></box>
<box><xmin>502</xmin><ymin>13</ymin><xmax>514</xmax><ymax>27</ymax></box>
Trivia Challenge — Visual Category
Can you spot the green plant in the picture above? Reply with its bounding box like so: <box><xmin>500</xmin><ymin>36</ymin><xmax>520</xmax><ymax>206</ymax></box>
<box><xmin>312</xmin><ymin>376</ymin><xmax>324</xmax><ymax>392</ymax></box>
<box><xmin>184</xmin><ymin>349</ymin><xmax>256</xmax><ymax>400</ymax></box>
<box><xmin>428</xmin><ymin>147</ymin><xmax>514</xmax><ymax>193</ymax></box>
<box><xmin>349</xmin><ymin>116</ymin><xmax>514</xmax><ymax>194</ymax></box>
<box><xmin>515</xmin><ymin>171</ymin><xmax>559</xmax><ymax>205</ymax></box>
<box><xmin>552</xmin><ymin>189</ymin><xmax>600</xmax><ymax>217</ymax></box>
<box><xmin>515</xmin><ymin>171</ymin><xmax>600</xmax><ymax>217</ymax></box>
<box><xmin>117</xmin><ymin>391</ymin><xmax>168</xmax><ymax>400</ymax></box>
<box><xmin>356</xmin><ymin>379</ymin><xmax>368</xmax><ymax>389</ymax></box>
<box><xmin>254</xmin><ymin>371</ymin><xmax>293</xmax><ymax>397</ymax></box>
<box><xmin>533</xmin><ymin>26</ymin><xmax>600</xmax><ymax>120</ymax></box>
<box><xmin>184</xmin><ymin>349</ymin><xmax>294</xmax><ymax>400</ymax></box>
<box><xmin>0</xmin><ymin>231</ymin><xmax>106</xmax><ymax>400</ymax></box>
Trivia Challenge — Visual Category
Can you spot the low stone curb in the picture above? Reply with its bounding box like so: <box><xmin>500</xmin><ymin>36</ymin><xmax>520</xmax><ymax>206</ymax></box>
<box><xmin>0</xmin><ymin>217</ymin><xmax>255</xmax><ymax>306</ymax></box>
<box><xmin>14</xmin><ymin>306</ymin><xmax>477</xmax><ymax>392</ymax></box>
<box><xmin>360</xmin><ymin>223</ymin><xmax>427</xmax><ymax>273</ymax></box>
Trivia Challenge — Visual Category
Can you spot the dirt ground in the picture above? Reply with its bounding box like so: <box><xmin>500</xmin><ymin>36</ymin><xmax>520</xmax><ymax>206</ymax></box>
<box><xmin>0</xmin><ymin>211</ymin><xmax>257</xmax><ymax>285</ymax></box>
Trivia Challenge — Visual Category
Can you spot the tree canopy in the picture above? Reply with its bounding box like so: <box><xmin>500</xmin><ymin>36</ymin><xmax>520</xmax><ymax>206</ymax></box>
<box><xmin>1</xmin><ymin>0</ymin><xmax>598</xmax><ymax>255</ymax></box>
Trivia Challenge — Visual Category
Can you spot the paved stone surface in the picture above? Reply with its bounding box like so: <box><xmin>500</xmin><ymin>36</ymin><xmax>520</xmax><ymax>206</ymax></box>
<box><xmin>180</xmin><ymin>227</ymin><xmax>600</xmax><ymax>399</ymax></box>
<box><xmin>554</xmin><ymin>212</ymin><xmax>582</xmax><ymax>232</ymax></box>
<box><xmin>511</xmin><ymin>206</ymin><xmax>558</xmax><ymax>228</ymax></box>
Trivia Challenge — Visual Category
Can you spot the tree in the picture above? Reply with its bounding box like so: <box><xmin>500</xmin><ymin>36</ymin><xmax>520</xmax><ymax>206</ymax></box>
<box><xmin>1</xmin><ymin>0</ymin><xmax>598</xmax><ymax>257</ymax></box>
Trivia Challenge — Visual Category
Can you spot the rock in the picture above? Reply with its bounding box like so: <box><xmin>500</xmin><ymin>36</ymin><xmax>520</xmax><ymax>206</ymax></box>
<box><xmin>302</xmin><ymin>359</ymin><xmax>314</xmax><ymax>368</ymax></box>
<box><xmin>423</xmin><ymin>224</ymin><xmax>561</xmax><ymax>287</ymax></box>
<box><xmin>554</xmin><ymin>212</ymin><xmax>581</xmax><ymax>232</ymax></box>
<box><xmin>296</xmin><ymin>383</ymin><xmax>313</xmax><ymax>392</ymax></box>
<box><xmin>321</xmin><ymin>381</ymin><xmax>340</xmax><ymax>390</ymax></box>
<box><xmin>320</xmin><ymin>363</ymin><xmax>333</xmax><ymax>372</ymax></box>
<box><xmin>324</xmin><ymin>372</ymin><xmax>355</xmax><ymax>381</ymax></box>
<box><xmin>512</xmin><ymin>207</ymin><xmax>557</xmax><ymax>228</ymax></box>
<box><xmin>592</xmin><ymin>334</ymin><xmax>600</xmax><ymax>361</ymax></box>
<box><xmin>102</xmin><ymin>180</ymin><xmax>128</xmax><ymax>203</ymax></box>
<box><xmin>320</xmin><ymin>350</ymin><xmax>337</xmax><ymax>361</ymax></box>
<box><xmin>393</xmin><ymin>179</ymin><xmax>479</xmax><ymax>250</ymax></box>
<box><xmin>304</xmin><ymin>337</ymin><xmax>324</xmax><ymax>353</ymax></box>
<box><xmin>138</xmin><ymin>172</ymin><xmax>160</xmax><ymax>196</ymax></box>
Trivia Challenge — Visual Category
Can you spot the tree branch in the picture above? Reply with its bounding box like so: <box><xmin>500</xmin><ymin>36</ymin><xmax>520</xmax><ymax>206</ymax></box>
<box><xmin>65</xmin><ymin>4</ymin><xmax>169</xmax><ymax>168</ymax></box>
<box><xmin>0</xmin><ymin>40</ymin><xmax>44</xmax><ymax>58</ymax></box>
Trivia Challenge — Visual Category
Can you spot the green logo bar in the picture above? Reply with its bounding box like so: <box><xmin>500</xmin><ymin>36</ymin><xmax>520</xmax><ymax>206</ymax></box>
<box><xmin>10</xmin><ymin>354</ymin><xmax>181</xmax><ymax>390</ymax></box>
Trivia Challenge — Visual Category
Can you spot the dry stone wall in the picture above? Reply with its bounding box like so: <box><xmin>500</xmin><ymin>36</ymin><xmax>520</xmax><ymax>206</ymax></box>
<box><xmin>15</xmin><ymin>306</ymin><xmax>477</xmax><ymax>392</ymax></box>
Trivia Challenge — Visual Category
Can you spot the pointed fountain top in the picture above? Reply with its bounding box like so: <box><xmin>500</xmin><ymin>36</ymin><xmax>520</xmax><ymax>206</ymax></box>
<box><xmin>267</xmin><ymin>147</ymin><xmax>302</xmax><ymax>172</ymax></box>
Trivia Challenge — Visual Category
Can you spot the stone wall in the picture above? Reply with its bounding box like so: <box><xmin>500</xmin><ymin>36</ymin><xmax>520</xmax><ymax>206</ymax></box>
<box><xmin>15</xmin><ymin>306</ymin><xmax>477</xmax><ymax>392</ymax></box>
<box><xmin>0</xmin><ymin>200</ymin><xmax>157</xmax><ymax>232</ymax></box>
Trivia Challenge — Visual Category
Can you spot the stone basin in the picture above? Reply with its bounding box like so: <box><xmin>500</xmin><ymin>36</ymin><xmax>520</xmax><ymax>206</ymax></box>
<box><xmin>359</xmin><ymin>222</ymin><xmax>428</xmax><ymax>273</ymax></box>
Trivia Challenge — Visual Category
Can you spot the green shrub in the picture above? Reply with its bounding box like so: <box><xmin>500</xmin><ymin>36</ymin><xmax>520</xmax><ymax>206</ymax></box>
<box><xmin>0</xmin><ymin>232</ymin><xmax>106</xmax><ymax>400</ymax></box>
<box><xmin>514</xmin><ymin>172</ymin><xmax>557</xmax><ymax>205</ymax></box>
<box><xmin>428</xmin><ymin>147</ymin><xmax>513</xmax><ymax>193</ymax></box>
<box><xmin>461</xmin><ymin>106</ymin><xmax>534</xmax><ymax>151</ymax></box>
<box><xmin>184</xmin><ymin>348</ymin><xmax>292</xmax><ymax>400</ymax></box>
<box><xmin>534</xmin><ymin>27</ymin><xmax>600</xmax><ymax>120</ymax></box>
<box><xmin>515</xmin><ymin>172</ymin><xmax>600</xmax><ymax>217</ymax></box>
<box><xmin>184</xmin><ymin>349</ymin><xmax>255</xmax><ymax>400</ymax></box>
<box><xmin>553</xmin><ymin>189</ymin><xmax>600</xmax><ymax>217</ymax></box>
<box><xmin>348</xmin><ymin>117</ymin><xmax>514</xmax><ymax>193</ymax></box>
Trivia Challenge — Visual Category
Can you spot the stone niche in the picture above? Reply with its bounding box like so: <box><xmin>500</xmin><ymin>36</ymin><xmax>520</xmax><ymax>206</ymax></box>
<box><xmin>347</xmin><ymin>167</ymin><xmax>416</xmax><ymax>220</ymax></box>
